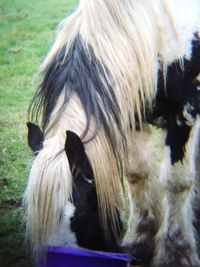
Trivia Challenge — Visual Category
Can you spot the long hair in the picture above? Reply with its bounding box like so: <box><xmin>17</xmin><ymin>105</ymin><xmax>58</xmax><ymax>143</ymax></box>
<box><xmin>24</xmin><ymin>0</ymin><xmax>199</xmax><ymax>254</ymax></box>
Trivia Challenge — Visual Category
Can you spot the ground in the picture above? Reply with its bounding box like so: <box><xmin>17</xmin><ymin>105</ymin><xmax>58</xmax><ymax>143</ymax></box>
<box><xmin>0</xmin><ymin>1</ymin><xmax>78</xmax><ymax>266</ymax></box>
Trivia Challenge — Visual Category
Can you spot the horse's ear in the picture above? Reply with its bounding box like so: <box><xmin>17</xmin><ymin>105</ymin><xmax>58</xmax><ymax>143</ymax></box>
<box><xmin>65</xmin><ymin>131</ymin><xmax>86</xmax><ymax>170</ymax></box>
<box><xmin>27</xmin><ymin>122</ymin><xmax>44</xmax><ymax>154</ymax></box>
<box><xmin>65</xmin><ymin>131</ymin><xmax>93</xmax><ymax>178</ymax></box>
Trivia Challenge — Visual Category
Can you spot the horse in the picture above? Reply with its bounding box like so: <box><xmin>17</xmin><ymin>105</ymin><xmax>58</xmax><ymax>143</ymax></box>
<box><xmin>23</xmin><ymin>0</ymin><xmax>200</xmax><ymax>266</ymax></box>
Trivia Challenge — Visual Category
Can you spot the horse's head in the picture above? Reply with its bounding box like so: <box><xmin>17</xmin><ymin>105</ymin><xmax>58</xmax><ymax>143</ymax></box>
<box><xmin>27</xmin><ymin>123</ymin><xmax>118</xmax><ymax>251</ymax></box>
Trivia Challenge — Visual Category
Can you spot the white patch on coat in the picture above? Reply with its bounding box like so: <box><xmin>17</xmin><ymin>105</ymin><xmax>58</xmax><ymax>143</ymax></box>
<box><xmin>161</xmin><ymin>0</ymin><xmax>200</xmax><ymax>62</ymax></box>
<box><xmin>159</xmin><ymin>145</ymin><xmax>171</xmax><ymax>184</ymax></box>
<box><xmin>183</xmin><ymin>103</ymin><xmax>196</xmax><ymax>126</ymax></box>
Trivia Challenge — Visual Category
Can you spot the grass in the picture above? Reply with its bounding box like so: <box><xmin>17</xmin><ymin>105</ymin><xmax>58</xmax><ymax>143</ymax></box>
<box><xmin>0</xmin><ymin>1</ymin><xmax>78</xmax><ymax>266</ymax></box>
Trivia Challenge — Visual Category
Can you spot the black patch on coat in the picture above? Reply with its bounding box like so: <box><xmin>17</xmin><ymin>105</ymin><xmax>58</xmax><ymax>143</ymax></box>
<box><xmin>147</xmin><ymin>33</ymin><xmax>200</xmax><ymax>163</ymax></box>
<box><xmin>147</xmin><ymin>34</ymin><xmax>200</xmax><ymax>127</ymax></box>
<box><xmin>165</xmin><ymin>120</ymin><xmax>191</xmax><ymax>164</ymax></box>
<box><xmin>65</xmin><ymin>131</ymin><xmax>122</xmax><ymax>252</ymax></box>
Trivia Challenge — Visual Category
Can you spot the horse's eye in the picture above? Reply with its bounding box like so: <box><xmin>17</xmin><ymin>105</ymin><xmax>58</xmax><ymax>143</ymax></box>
<box><xmin>83</xmin><ymin>177</ymin><xmax>94</xmax><ymax>185</ymax></box>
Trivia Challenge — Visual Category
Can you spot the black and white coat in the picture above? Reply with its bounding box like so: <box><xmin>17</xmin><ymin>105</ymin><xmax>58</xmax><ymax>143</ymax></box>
<box><xmin>24</xmin><ymin>1</ymin><xmax>200</xmax><ymax>267</ymax></box>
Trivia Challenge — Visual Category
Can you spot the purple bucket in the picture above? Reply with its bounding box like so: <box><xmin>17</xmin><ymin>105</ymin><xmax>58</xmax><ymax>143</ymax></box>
<box><xmin>39</xmin><ymin>247</ymin><xmax>138</xmax><ymax>267</ymax></box>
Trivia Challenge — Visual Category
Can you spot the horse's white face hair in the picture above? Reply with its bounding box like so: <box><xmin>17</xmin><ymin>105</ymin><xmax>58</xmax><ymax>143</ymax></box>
<box><xmin>47</xmin><ymin>201</ymin><xmax>78</xmax><ymax>248</ymax></box>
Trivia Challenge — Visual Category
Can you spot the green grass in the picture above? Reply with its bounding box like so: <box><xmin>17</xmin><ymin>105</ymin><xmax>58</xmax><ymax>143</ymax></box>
<box><xmin>0</xmin><ymin>1</ymin><xmax>78</xmax><ymax>266</ymax></box>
